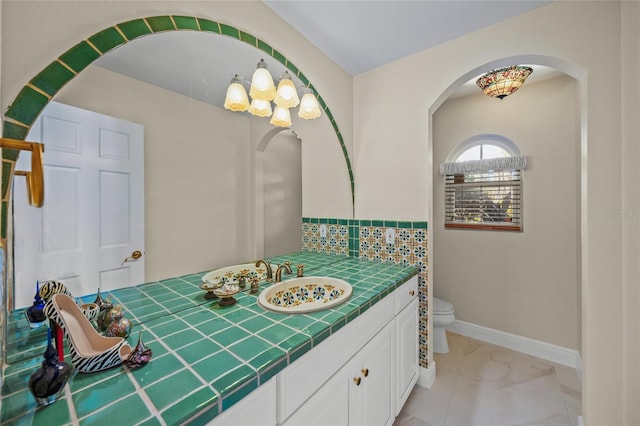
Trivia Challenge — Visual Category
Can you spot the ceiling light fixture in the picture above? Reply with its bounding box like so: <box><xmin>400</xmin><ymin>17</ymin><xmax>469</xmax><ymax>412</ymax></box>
<box><xmin>476</xmin><ymin>65</ymin><xmax>533</xmax><ymax>100</ymax></box>
<box><xmin>224</xmin><ymin>59</ymin><xmax>322</xmax><ymax>127</ymax></box>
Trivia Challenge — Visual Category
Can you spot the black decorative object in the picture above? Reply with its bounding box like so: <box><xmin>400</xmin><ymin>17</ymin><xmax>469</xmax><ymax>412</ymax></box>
<box><xmin>25</xmin><ymin>281</ymin><xmax>46</xmax><ymax>328</ymax></box>
<box><xmin>28</xmin><ymin>328</ymin><xmax>71</xmax><ymax>406</ymax></box>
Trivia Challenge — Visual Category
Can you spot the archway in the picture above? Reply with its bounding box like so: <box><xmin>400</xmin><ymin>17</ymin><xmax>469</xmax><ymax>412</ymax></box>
<box><xmin>427</xmin><ymin>55</ymin><xmax>587</xmax><ymax>369</ymax></box>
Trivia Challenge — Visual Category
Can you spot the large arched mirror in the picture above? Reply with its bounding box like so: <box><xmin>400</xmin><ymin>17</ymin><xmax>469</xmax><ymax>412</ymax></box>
<box><xmin>2</xmin><ymin>17</ymin><xmax>353</xmax><ymax>365</ymax></box>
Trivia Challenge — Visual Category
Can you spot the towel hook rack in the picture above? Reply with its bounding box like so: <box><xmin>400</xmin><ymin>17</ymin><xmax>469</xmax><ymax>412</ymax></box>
<box><xmin>1</xmin><ymin>138</ymin><xmax>45</xmax><ymax>207</ymax></box>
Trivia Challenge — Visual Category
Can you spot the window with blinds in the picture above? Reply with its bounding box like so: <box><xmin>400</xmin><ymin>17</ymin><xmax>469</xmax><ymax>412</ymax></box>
<box><xmin>444</xmin><ymin>169</ymin><xmax>522</xmax><ymax>231</ymax></box>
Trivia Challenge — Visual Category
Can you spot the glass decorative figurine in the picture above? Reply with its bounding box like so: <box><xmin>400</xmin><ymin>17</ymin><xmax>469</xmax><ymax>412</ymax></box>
<box><xmin>25</xmin><ymin>281</ymin><xmax>46</xmax><ymax>328</ymax></box>
<box><xmin>28</xmin><ymin>328</ymin><xmax>71</xmax><ymax>406</ymax></box>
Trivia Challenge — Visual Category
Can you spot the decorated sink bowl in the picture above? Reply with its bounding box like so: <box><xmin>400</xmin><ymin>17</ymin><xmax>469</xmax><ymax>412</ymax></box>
<box><xmin>258</xmin><ymin>277</ymin><xmax>352</xmax><ymax>314</ymax></box>
<box><xmin>202</xmin><ymin>262</ymin><xmax>272</xmax><ymax>287</ymax></box>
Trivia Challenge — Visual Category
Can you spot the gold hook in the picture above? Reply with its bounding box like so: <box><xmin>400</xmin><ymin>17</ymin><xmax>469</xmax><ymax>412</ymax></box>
<box><xmin>1</xmin><ymin>138</ymin><xmax>45</xmax><ymax>207</ymax></box>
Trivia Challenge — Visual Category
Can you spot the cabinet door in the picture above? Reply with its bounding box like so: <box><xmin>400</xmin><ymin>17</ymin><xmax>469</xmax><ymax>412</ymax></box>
<box><xmin>396</xmin><ymin>298</ymin><xmax>419</xmax><ymax>415</ymax></box>
<box><xmin>209</xmin><ymin>378</ymin><xmax>276</xmax><ymax>425</ymax></box>
<box><xmin>282</xmin><ymin>366</ymin><xmax>350</xmax><ymax>426</ymax></box>
<box><xmin>350</xmin><ymin>322</ymin><xmax>394</xmax><ymax>426</ymax></box>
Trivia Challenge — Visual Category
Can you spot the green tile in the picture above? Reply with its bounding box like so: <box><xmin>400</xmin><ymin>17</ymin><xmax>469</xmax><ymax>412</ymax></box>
<box><xmin>131</xmin><ymin>354</ymin><xmax>185</xmax><ymax>387</ymax></box>
<box><xmin>213</xmin><ymin>366</ymin><xmax>257</xmax><ymax>403</ymax></box>
<box><xmin>219</xmin><ymin>23</ymin><xmax>240</xmax><ymax>39</ymax></box>
<box><xmin>220</xmin><ymin>377</ymin><xmax>258</xmax><ymax>411</ymax></box>
<box><xmin>2</xmin><ymin>391</ymin><xmax>70</xmax><ymax>425</ymax></box>
<box><xmin>257</xmin><ymin>39</ymin><xmax>272</xmax><ymax>55</ymax></box>
<box><xmin>2</xmin><ymin>121</ymin><xmax>29</xmax><ymax>141</ymax></box>
<box><xmin>272</xmin><ymin>49</ymin><xmax>286</xmax><ymax>66</ymax></box>
<box><xmin>172</xmin><ymin>15</ymin><xmax>199</xmax><ymax>30</ymax></box>
<box><xmin>161</xmin><ymin>387</ymin><xmax>217</xmax><ymax>425</ymax></box>
<box><xmin>30</xmin><ymin>61</ymin><xmax>75</xmax><ymax>97</ymax></box>
<box><xmin>69</xmin><ymin>366</ymin><xmax>123</xmax><ymax>393</ymax></box>
<box><xmin>211</xmin><ymin>326</ymin><xmax>250</xmax><ymax>346</ymax></box>
<box><xmin>146</xmin><ymin>16</ymin><xmax>175</xmax><ymax>32</ymax></box>
<box><xmin>197</xmin><ymin>18</ymin><xmax>220</xmax><ymax>33</ymax></box>
<box><xmin>5</xmin><ymin>86</ymin><xmax>49</xmax><ymax>126</ymax></box>
<box><xmin>398</xmin><ymin>221</ymin><xmax>413</xmax><ymax>229</ymax></box>
<box><xmin>286</xmin><ymin>61</ymin><xmax>299</xmax><ymax>77</ymax></box>
<box><xmin>73</xmin><ymin>374</ymin><xmax>136</xmax><ymax>418</ymax></box>
<box><xmin>148</xmin><ymin>318</ymin><xmax>186</xmax><ymax>335</ymax></box>
<box><xmin>136</xmin><ymin>416</ymin><xmax>163</xmax><ymax>426</ymax></box>
<box><xmin>247</xmin><ymin>346</ymin><xmax>286</xmax><ymax>375</ymax></box>
<box><xmin>257</xmin><ymin>324</ymin><xmax>296</xmax><ymax>344</ymax></box>
<box><xmin>162</xmin><ymin>329</ymin><xmax>203</xmax><ymax>349</ymax></box>
<box><xmin>89</xmin><ymin>27</ymin><xmax>127</xmax><ymax>53</ymax></box>
<box><xmin>117</xmin><ymin>19</ymin><xmax>152</xmax><ymax>40</ymax></box>
<box><xmin>145</xmin><ymin>370</ymin><xmax>203</xmax><ymax>410</ymax></box>
<box><xmin>298</xmin><ymin>73</ymin><xmax>310</xmax><ymax>87</ymax></box>
<box><xmin>59</xmin><ymin>41</ymin><xmax>100</xmax><ymax>73</ymax></box>
<box><xmin>177</xmin><ymin>339</ymin><xmax>223</xmax><ymax>364</ymax></box>
<box><xmin>1</xmin><ymin>389</ymin><xmax>36</xmax><ymax>423</ymax></box>
<box><xmin>195</xmin><ymin>318</ymin><xmax>233</xmax><ymax>336</ymax></box>
<box><xmin>227</xmin><ymin>336</ymin><xmax>273</xmax><ymax>360</ymax></box>
<box><xmin>192</xmin><ymin>350</ymin><xmax>243</xmax><ymax>383</ymax></box>
<box><xmin>238</xmin><ymin>315</ymin><xmax>275</xmax><ymax>334</ymax></box>
<box><xmin>239</xmin><ymin>31</ymin><xmax>256</xmax><ymax>46</ymax></box>
<box><xmin>79</xmin><ymin>394</ymin><xmax>151</xmax><ymax>426</ymax></box>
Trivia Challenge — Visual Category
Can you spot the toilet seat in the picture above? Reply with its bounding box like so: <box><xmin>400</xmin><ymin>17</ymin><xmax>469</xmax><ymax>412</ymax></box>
<box><xmin>433</xmin><ymin>297</ymin><xmax>454</xmax><ymax>314</ymax></box>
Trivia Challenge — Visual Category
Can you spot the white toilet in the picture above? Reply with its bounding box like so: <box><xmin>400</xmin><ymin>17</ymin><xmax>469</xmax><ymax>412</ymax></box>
<box><xmin>433</xmin><ymin>297</ymin><xmax>455</xmax><ymax>354</ymax></box>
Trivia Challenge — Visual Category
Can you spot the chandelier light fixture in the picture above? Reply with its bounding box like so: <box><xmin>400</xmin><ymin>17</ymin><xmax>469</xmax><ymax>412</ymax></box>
<box><xmin>476</xmin><ymin>65</ymin><xmax>533</xmax><ymax>100</ymax></box>
<box><xmin>224</xmin><ymin>59</ymin><xmax>321</xmax><ymax>127</ymax></box>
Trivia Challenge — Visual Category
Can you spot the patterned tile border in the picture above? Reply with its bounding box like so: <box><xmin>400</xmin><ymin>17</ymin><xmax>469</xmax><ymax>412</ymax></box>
<box><xmin>302</xmin><ymin>217</ymin><xmax>429</xmax><ymax>367</ymax></box>
<box><xmin>0</xmin><ymin>15</ymin><xmax>355</xmax><ymax>240</ymax></box>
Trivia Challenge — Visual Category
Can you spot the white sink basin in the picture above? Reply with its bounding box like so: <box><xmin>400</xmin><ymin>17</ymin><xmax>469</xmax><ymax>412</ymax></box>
<box><xmin>258</xmin><ymin>277</ymin><xmax>352</xmax><ymax>314</ymax></box>
<box><xmin>202</xmin><ymin>262</ymin><xmax>272</xmax><ymax>286</ymax></box>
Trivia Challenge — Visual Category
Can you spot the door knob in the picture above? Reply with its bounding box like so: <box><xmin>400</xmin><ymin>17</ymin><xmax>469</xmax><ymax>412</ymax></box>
<box><xmin>361</xmin><ymin>368</ymin><xmax>369</xmax><ymax>377</ymax></box>
<box><xmin>353</xmin><ymin>376</ymin><xmax>361</xmax><ymax>386</ymax></box>
<box><xmin>123</xmin><ymin>250</ymin><xmax>143</xmax><ymax>263</ymax></box>
<box><xmin>409</xmin><ymin>290</ymin><xmax>415</xmax><ymax>296</ymax></box>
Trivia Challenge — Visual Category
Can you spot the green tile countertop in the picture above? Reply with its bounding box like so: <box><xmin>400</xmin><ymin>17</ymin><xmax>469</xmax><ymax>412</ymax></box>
<box><xmin>1</xmin><ymin>252</ymin><xmax>417</xmax><ymax>425</ymax></box>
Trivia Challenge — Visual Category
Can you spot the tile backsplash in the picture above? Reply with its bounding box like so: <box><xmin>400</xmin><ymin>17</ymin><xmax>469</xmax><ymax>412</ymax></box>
<box><xmin>302</xmin><ymin>217</ymin><xmax>429</xmax><ymax>367</ymax></box>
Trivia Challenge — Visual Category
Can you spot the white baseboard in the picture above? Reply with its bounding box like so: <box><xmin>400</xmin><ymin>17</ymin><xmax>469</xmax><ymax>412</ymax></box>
<box><xmin>448</xmin><ymin>320</ymin><xmax>582</xmax><ymax>370</ymax></box>
<box><xmin>416</xmin><ymin>361</ymin><xmax>436</xmax><ymax>389</ymax></box>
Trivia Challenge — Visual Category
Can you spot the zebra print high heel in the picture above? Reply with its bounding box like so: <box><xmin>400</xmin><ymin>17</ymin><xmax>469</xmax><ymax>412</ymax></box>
<box><xmin>44</xmin><ymin>293</ymin><xmax>132</xmax><ymax>373</ymax></box>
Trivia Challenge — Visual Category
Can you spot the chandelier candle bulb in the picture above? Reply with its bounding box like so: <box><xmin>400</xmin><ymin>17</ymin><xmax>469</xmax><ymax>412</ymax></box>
<box><xmin>249</xmin><ymin>59</ymin><xmax>277</xmax><ymax>101</ymax></box>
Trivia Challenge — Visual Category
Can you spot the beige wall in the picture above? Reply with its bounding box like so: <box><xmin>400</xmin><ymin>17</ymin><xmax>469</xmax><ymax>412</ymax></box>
<box><xmin>0</xmin><ymin>0</ymin><xmax>353</xmax><ymax>219</ymax></box>
<box><xmin>433</xmin><ymin>75</ymin><xmax>579</xmax><ymax>350</ymax></box>
<box><xmin>56</xmin><ymin>65</ymin><xmax>254</xmax><ymax>281</ymax></box>
<box><xmin>621</xmin><ymin>2</ymin><xmax>640</xmax><ymax>424</ymax></box>
<box><xmin>353</xmin><ymin>2</ymin><xmax>637</xmax><ymax>423</ymax></box>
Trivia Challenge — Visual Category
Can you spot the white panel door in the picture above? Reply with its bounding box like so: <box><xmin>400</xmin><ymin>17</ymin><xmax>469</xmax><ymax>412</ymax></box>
<box><xmin>13</xmin><ymin>101</ymin><xmax>144</xmax><ymax>307</ymax></box>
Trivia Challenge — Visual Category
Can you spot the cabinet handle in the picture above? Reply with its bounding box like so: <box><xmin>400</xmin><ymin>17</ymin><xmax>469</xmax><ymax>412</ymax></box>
<box><xmin>409</xmin><ymin>290</ymin><xmax>415</xmax><ymax>296</ymax></box>
<box><xmin>353</xmin><ymin>376</ymin><xmax>361</xmax><ymax>386</ymax></box>
<box><xmin>361</xmin><ymin>368</ymin><xmax>369</xmax><ymax>377</ymax></box>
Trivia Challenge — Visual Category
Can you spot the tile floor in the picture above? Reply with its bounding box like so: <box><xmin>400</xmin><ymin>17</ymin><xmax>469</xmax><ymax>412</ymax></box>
<box><xmin>395</xmin><ymin>332</ymin><xmax>582</xmax><ymax>426</ymax></box>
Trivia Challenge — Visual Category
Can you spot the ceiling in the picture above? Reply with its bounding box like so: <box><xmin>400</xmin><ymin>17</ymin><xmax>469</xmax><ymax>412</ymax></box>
<box><xmin>94</xmin><ymin>1</ymin><xmax>553</xmax><ymax>109</ymax></box>
<box><xmin>263</xmin><ymin>0</ymin><xmax>550</xmax><ymax>76</ymax></box>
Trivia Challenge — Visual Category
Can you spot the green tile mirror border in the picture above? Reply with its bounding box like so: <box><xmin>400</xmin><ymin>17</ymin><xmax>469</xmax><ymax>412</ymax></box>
<box><xmin>302</xmin><ymin>217</ymin><xmax>429</xmax><ymax>367</ymax></box>
<box><xmin>0</xmin><ymin>15</ymin><xmax>355</xmax><ymax>240</ymax></box>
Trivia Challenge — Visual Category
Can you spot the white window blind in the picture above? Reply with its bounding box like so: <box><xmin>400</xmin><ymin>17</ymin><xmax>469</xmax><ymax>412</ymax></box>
<box><xmin>442</xmin><ymin>158</ymin><xmax>524</xmax><ymax>232</ymax></box>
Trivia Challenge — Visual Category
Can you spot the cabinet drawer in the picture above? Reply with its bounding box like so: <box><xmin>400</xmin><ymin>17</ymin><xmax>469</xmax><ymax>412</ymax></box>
<box><xmin>395</xmin><ymin>275</ymin><xmax>418</xmax><ymax>314</ymax></box>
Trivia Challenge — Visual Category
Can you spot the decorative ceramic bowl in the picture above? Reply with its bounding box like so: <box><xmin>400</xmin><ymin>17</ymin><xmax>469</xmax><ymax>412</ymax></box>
<box><xmin>212</xmin><ymin>283</ymin><xmax>240</xmax><ymax>306</ymax></box>
<box><xmin>199</xmin><ymin>280</ymin><xmax>224</xmax><ymax>299</ymax></box>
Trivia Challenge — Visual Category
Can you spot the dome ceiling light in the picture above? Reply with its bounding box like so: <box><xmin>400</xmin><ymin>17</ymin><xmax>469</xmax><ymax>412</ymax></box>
<box><xmin>476</xmin><ymin>65</ymin><xmax>533</xmax><ymax>100</ymax></box>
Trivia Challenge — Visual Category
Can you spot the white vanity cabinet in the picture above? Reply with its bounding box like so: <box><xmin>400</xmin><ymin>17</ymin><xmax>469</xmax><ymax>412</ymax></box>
<box><xmin>395</xmin><ymin>278</ymin><xmax>420</xmax><ymax>414</ymax></box>
<box><xmin>280</xmin><ymin>276</ymin><xmax>418</xmax><ymax>426</ymax></box>
<box><xmin>348</xmin><ymin>321</ymin><xmax>394</xmax><ymax>426</ymax></box>
<box><xmin>282</xmin><ymin>321</ymin><xmax>395</xmax><ymax>426</ymax></box>
<box><xmin>209</xmin><ymin>275</ymin><xmax>419</xmax><ymax>426</ymax></box>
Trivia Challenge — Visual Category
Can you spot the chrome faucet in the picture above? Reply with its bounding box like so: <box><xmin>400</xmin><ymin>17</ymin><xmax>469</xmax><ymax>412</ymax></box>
<box><xmin>275</xmin><ymin>263</ymin><xmax>292</xmax><ymax>283</ymax></box>
<box><xmin>255</xmin><ymin>259</ymin><xmax>273</xmax><ymax>282</ymax></box>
